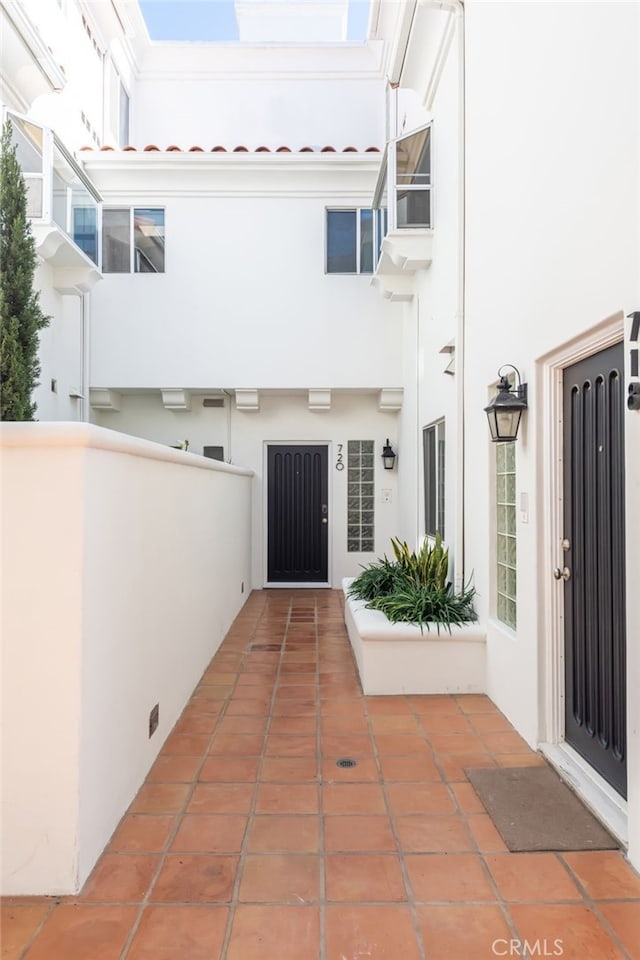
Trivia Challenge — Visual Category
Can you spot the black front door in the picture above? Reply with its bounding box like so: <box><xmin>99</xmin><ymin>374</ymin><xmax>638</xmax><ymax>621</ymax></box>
<box><xmin>267</xmin><ymin>445</ymin><xmax>329</xmax><ymax>583</ymax></box>
<box><xmin>562</xmin><ymin>342</ymin><xmax>626</xmax><ymax>797</ymax></box>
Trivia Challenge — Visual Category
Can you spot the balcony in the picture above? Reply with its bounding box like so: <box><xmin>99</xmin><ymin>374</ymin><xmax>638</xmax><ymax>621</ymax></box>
<box><xmin>9</xmin><ymin>113</ymin><xmax>102</xmax><ymax>294</ymax></box>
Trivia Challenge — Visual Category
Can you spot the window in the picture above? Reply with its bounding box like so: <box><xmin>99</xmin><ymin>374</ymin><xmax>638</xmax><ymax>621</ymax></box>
<box><xmin>326</xmin><ymin>209</ymin><xmax>386</xmax><ymax>274</ymax></box>
<box><xmin>423</xmin><ymin>420</ymin><xmax>445</xmax><ymax>538</ymax></box>
<box><xmin>373</xmin><ymin>123</ymin><xmax>432</xmax><ymax>237</ymax></box>
<box><xmin>102</xmin><ymin>208</ymin><xmax>165</xmax><ymax>273</ymax></box>
<box><xmin>347</xmin><ymin>440</ymin><xmax>375</xmax><ymax>552</ymax></box>
<box><xmin>496</xmin><ymin>441</ymin><xmax>517</xmax><ymax>628</ymax></box>
<box><xmin>109</xmin><ymin>62</ymin><xmax>130</xmax><ymax>147</ymax></box>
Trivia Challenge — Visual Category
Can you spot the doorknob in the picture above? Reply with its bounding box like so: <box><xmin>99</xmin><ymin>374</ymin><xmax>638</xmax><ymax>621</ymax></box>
<box><xmin>553</xmin><ymin>566</ymin><xmax>571</xmax><ymax>581</ymax></box>
<box><xmin>322</xmin><ymin>518</ymin><xmax>328</xmax><ymax>525</ymax></box>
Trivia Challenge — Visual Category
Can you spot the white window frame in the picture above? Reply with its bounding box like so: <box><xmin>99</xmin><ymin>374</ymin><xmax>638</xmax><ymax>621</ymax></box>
<box><xmin>423</xmin><ymin>418</ymin><xmax>445</xmax><ymax>539</ymax></box>
<box><xmin>325</xmin><ymin>207</ymin><xmax>385</xmax><ymax>276</ymax></box>
<box><xmin>101</xmin><ymin>206</ymin><xmax>165</xmax><ymax>274</ymax></box>
<box><xmin>373</xmin><ymin>122</ymin><xmax>432</xmax><ymax>234</ymax></box>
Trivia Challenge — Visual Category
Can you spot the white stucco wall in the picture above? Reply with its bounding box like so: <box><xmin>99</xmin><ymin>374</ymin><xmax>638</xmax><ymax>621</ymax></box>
<box><xmin>0</xmin><ymin>423</ymin><xmax>252</xmax><ymax>894</ymax></box>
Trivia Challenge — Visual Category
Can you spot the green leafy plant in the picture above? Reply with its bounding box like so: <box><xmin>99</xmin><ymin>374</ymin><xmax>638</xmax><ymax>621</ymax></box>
<box><xmin>348</xmin><ymin>534</ymin><xmax>477</xmax><ymax>633</ymax></box>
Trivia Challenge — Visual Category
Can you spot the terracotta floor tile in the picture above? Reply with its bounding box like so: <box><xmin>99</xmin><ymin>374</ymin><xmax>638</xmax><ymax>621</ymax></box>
<box><xmin>226</xmin><ymin>905</ymin><xmax>320</xmax><ymax>960</ymax></box>
<box><xmin>322</xmin><ymin>783</ymin><xmax>387</xmax><ymax>815</ymax></box>
<box><xmin>395</xmin><ymin>815</ymin><xmax>474</xmax><ymax>853</ymax></box>
<box><xmin>405</xmin><ymin>853</ymin><xmax>496</xmax><ymax>902</ymax></box>
<box><xmin>170</xmin><ymin>815</ymin><xmax>248</xmax><ymax>853</ymax></box>
<box><xmin>192</xmin><ymin>684</ymin><xmax>231</xmax><ymax>700</ymax></box>
<box><xmin>127</xmin><ymin>906</ymin><xmax>229</xmax><ymax>960</ymax></box>
<box><xmin>272</xmin><ymin>699</ymin><xmax>318</xmax><ymax>717</ymax></box>
<box><xmin>450</xmin><ymin>781</ymin><xmax>486</xmax><ymax>814</ymax></box>
<box><xmin>481</xmin><ymin>731</ymin><xmax>534</xmax><ymax>755</ymax></box>
<box><xmin>456</xmin><ymin>695</ymin><xmax>500</xmax><ymax>714</ymax></box>
<box><xmin>486</xmin><ymin>852</ymin><xmax>582</xmax><ymax>901</ymax></box>
<box><xmin>160</xmin><ymin>733</ymin><xmax>211</xmax><ymax>756</ymax></box>
<box><xmin>417</xmin><ymin>713</ymin><xmax>473</xmax><ymax>734</ymax></box>
<box><xmin>416</xmin><ymin>904</ymin><xmax>512</xmax><ymax>960</ymax></box>
<box><xmin>325</xmin><ymin>905</ymin><xmax>422</xmax><ymax>960</ymax></box>
<box><xmin>324</xmin><ymin>815</ymin><xmax>397</xmax><ymax>852</ymax></box>
<box><xmin>80</xmin><ymin>854</ymin><xmax>159</xmax><ymax>902</ymax></box>
<box><xmin>275</xmin><ymin>684</ymin><xmax>318</xmax><ymax>700</ymax></box>
<box><xmin>254</xmin><ymin>783</ymin><xmax>319</xmax><ymax>814</ymax></box>
<box><xmin>22</xmin><ymin>905</ymin><xmax>137</xmax><ymax>960</ymax></box>
<box><xmin>366</xmin><ymin>696</ymin><xmax>413</xmax><ymax>715</ymax></box>
<box><xmin>265</xmin><ymin>734</ymin><xmax>317</xmax><ymax>756</ymax></box>
<box><xmin>322</xmin><ymin>756</ymin><xmax>380</xmax><ymax>782</ymax></box>
<box><xmin>378</xmin><ymin>755</ymin><xmax>442</xmax><ymax>782</ymax></box>
<box><xmin>173</xmin><ymin>713</ymin><xmax>219</xmax><ymax>735</ymax></box>
<box><xmin>428</xmin><ymin>732</ymin><xmax>488</xmax><ymax>754</ymax></box>
<box><xmin>238</xmin><ymin>854</ymin><xmax>320</xmax><ymax>902</ymax></box>
<box><xmin>0</xmin><ymin>902</ymin><xmax>52</xmax><ymax>960</ymax></box>
<box><xmin>247</xmin><ymin>816</ymin><xmax>320</xmax><ymax>853</ymax></box>
<box><xmin>321</xmin><ymin>715</ymin><xmax>370</xmax><ymax>735</ymax></box>
<box><xmin>215</xmin><ymin>716</ymin><xmax>267</xmax><ymax>734</ymax></box>
<box><xmin>562</xmin><ymin>852</ymin><xmax>640</xmax><ymax>899</ymax></box>
<box><xmin>208</xmin><ymin>733</ymin><xmax>264</xmax><ymax>756</ymax></box>
<box><xmin>198</xmin><ymin>756</ymin><xmax>260</xmax><ymax>782</ymax></box>
<box><xmin>374</xmin><ymin>733</ymin><xmax>431</xmax><ymax>756</ymax></box>
<box><xmin>269</xmin><ymin>716</ymin><xmax>318</xmax><ymax>735</ymax></box>
<box><xmin>369</xmin><ymin>714</ymin><xmax>422</xmax><ymax>733</ymax></box>
<box><xmin>496</xmin><ymin>752</ymin><xmax>547</xmax><ymax>767</ymax></box>
<box><xmin>225</xmin><ymin>699</ymin><xmax>269</xmax><ymax>716</ymax></box>
<box><xmin>146</xmin><ymin>756</ymin><xmax>202</xmax><ymax>783</ymax></box>
<box><xmin>179</xmin><ymin>701</ymin><xmax>222</xmax><ymax>719</ymax></box>
<box><xmin>438</xmin><ymin>753</ymin><xmax>497</xmax><ymax>781</ymax></box>
<box><xmin>509</xmin><ymin>904</ymin><xmax>626</xmax><ymax>960</ymax></box>
<box><xmin>261</xmin><ymin>756</ymin><xmax>319</xmax><ymax>782</ymax></box>
<box><xmin>129</xmin><ymin>783</ymin><xmax>190</xmax><ymax>814</ymax></box>
<box><xmin>150</xmin><ymin>855</ymin><xmax>238</xmax><ymax>903</ymax></box>
<box><xmin>187</xmin><ymin>783</ymin><xmax>254</xmax><ymax>814</ymax></box>
<box><xmin>108</xmin><ymin>815</ymin><xmax>176</xmax><ymax>853</ymax></box>
<box><xmin>386</xmin><ymin>783</ymin><xmax>456</xmax><ymax>816</ymax></box>
<box><xmin>325</xmin><ymin>853</ymin><xmax>407</xmax><ymax>901</ymax></box>
<box><xmin>598</xmin><ymin>901</ymin><xmax>640</xmax><ymax>959</ymax></box>
<box><xmin>468</xmin><ymin>712</ymin><xmax>514</xmax><ymax>734</ymax></box>
<box><xmin>466</xmin><ymin>814</ymin><xmax>509</xmax><ymax>852</ymax></box>
<box><xmin>320</xmin><ymin>699</ymin><xmax>367</xmax><ymax>717</ymax></box>
<box><xmin>322</xmin><ymin>733</ymin><xmax>374</xmax><ymax>756</ymax></box>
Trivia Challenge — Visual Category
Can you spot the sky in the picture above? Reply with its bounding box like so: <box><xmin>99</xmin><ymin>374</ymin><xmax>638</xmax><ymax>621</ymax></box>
<box><xmin>139</xmin><ymin>0</ymin><xmax>371</xmax><ymax>42</ymax></box>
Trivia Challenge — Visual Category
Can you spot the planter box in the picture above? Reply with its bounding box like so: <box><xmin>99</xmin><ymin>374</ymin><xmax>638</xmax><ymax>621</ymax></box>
<box><xmin>343</xmin><ymin>579</ymin><xmax>486</xmax><ymax>695</ymax></box>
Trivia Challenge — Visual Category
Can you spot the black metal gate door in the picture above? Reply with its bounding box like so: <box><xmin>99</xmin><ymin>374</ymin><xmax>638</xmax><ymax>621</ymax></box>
<box><xmin>267</xmin><ymin>445</ymin><xmax>328</xmax><ymax>583</ymax></box>
<box><xmin>562</xmin><ymin>342</ymin><xmax>626</xmax><ymax>796</ymax></box>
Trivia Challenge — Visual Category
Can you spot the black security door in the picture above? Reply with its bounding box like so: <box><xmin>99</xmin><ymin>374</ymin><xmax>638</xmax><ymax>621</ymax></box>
<box><xmin>267</xmin><ymin>445</ymin><xmax>329</xmax><ymax>583</ymax></box>
<box><xmin>562</xmin><ymin>342</ymin><xmax>626</xmax><ymax>796</ymax></box>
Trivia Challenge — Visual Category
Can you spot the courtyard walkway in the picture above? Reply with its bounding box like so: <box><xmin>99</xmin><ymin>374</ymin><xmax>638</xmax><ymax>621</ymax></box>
<box><xmin>3</xmin><ymin>589</ymin><xmax>640</xmax><ymax>959</ymax></box>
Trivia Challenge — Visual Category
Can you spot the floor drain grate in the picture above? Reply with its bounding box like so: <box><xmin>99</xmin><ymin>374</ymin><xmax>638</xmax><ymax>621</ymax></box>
<box><xmin>336</xmin><ymin>758</ymin><xmax>357</xmax><ymax>768</ymax></box>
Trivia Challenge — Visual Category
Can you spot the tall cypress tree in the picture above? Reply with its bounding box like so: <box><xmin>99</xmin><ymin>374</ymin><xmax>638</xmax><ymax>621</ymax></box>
<box><xmin>0</xmin><ymin>119</ymin><xmax>49</xmax><ymax>420</ymax></box>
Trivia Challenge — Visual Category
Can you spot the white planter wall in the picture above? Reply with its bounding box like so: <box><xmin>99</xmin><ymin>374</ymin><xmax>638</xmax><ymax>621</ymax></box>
<box><xmin>0</xmin><ymin>423</ymin><xmax>252</xmax><ymax>894</ymax></box>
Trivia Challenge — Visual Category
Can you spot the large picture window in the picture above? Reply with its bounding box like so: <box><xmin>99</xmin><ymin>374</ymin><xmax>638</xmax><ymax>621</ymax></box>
<box><xmin>326</xmin><ymin>208</ymin><xmax>386</xmax><ymax>274</ymax></box>
<box><xmin>423</xmin><ymin>420</ymin><xmax>445</xmax><ymax>538</ymax></box>
<box><xmin>102</xmin><ymin>208</ymin><xmax>165</xmax><ymax>273</ymax></box>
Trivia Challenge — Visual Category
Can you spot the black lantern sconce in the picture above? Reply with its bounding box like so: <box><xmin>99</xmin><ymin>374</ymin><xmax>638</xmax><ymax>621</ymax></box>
<box><xmin>382</xmin><ymin>438</ymin><xmax>397</xmax><ymax>470</ymax></box>
<box><xmin>484</xmin><ymin>366</ymin><xmax>528</xmax><ymax>442</ymax></box>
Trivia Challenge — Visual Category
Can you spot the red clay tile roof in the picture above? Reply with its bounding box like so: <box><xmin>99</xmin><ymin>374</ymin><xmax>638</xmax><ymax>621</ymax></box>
<box><xmin>80</xmin><ymin>144</ymin><xmax>381</xmax><ymax>154</ymax></box>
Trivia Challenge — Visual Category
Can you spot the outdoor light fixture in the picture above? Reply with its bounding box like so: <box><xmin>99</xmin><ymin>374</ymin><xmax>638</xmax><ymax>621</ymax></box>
<box><xmin>484</xmin><ymin>365</ymin><xmax>528</xmax><ymax>442</ymax></box>
<box><xmin>382</xmin><ymin>439</ymin><xmax>397</xmax><ymax>470</ymax></box>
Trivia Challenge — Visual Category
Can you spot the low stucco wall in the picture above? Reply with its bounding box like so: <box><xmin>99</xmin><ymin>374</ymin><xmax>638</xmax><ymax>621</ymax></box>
<box><xmin>343</xmin><ymin>580</ymin><xmax>486</xmax><ymax>695</ymax></box>
<box><xmin>0</xmin><ymin>423</ymin><xmax>253</xmax><ymax>894</ymax></box>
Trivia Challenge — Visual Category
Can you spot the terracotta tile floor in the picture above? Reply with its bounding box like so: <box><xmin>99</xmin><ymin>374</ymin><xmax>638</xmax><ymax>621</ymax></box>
<box><xmin>3</xmin><ymin>590</ymin><xmax>640</xmax><ymax>960</ymax></box>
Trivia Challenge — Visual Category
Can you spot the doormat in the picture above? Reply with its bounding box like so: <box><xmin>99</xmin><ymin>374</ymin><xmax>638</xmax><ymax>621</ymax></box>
<box><xmin>465</xmin><ymin>765</ymin><xmax>620</xmax><ymax>852</ymax></box>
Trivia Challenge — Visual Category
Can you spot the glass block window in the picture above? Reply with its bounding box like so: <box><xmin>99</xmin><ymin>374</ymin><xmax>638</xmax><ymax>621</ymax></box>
<box><xmin>347</xmin><ymin>440</ymin><xmax>375</xmax><ymax>552</ymax></box>
<box><xmin>496</xmin><ymin>441</ymin><xmax>517</xmax><ymax>628</ymax></box>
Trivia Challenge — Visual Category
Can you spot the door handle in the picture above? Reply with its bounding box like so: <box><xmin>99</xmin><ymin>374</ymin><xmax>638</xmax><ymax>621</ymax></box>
<box><xmin>322</xmin><ymin>518</ymin><xmax>328</xmax><ymax>525</ymax></box>
<box><xmin>553</xmin><ymin>566</ymin><xmax>571</xmax><ymax>581</ymax></box>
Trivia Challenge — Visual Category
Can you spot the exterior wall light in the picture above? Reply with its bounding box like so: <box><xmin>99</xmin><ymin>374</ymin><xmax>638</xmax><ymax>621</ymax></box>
<box><xmin>484</xmin><ymin>366</ymin><xmax>528</xmax><ymax>442</ymax></box>
<box><xmin>382</xmin><ymin>439</ymin><xmax>397</xmax><ymax>469</ymax></box>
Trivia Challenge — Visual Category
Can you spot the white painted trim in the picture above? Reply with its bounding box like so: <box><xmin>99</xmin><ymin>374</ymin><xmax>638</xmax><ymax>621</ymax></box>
<box><xmin>262</xmin><ymin>440</ymin><xmax>332</xmax><ymax>589</ymax></box>
<box><xmin>538</xmin><ymin>311</ymin><xmax>626</xmax><ymax>835</ymax></box>
<box><xmin>540</xmin><ymin>742</ymin><xmax>628</xmax><ymax>846</ymax></box>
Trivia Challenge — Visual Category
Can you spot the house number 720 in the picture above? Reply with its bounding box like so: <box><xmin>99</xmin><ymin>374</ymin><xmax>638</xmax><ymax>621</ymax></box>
<box><xmin>335</xmin><ymin>444</ymin><xmax>345</xmax><ymax>471</ymax></box>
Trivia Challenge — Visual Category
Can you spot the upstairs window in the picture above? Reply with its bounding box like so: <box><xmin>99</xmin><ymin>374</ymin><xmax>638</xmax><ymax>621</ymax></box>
<box><xmin>102</xmin><ymin>208</ymin><xmax>165</xmax><ymax>273</ymax></box>
<box><xmin>373</xmin><ymin>123</ymin><xmax>432</xmax><ymax>235</ymax></box>
<box><xmin>326</xmin><ymin>208</ymin><xmax>386</xmax><ymax>274</ymax></box>
<box><xmin>423</xmin><ymin>419</ymin><xmax>445</xmax><ymax>538</ymax></box>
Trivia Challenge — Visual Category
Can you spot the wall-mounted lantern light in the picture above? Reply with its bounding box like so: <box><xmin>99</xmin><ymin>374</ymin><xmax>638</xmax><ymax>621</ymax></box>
<box><xmin>382</xmin><ymin>438</ymin><xmax>397</xmax><ymax>470</ymax></box>
<box><xmin>484</xmin><ymin>366</ymin><xmax>528</xmax><ymax>442</ymax></box>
